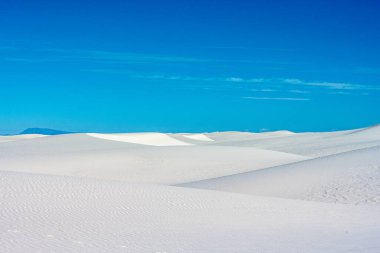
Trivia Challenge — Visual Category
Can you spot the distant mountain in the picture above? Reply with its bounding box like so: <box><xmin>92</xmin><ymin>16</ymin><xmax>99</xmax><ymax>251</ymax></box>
<box><xmin>20</xmin><ymin>128</ymin><xmax>72</xmax><ymax>135</ymax></box>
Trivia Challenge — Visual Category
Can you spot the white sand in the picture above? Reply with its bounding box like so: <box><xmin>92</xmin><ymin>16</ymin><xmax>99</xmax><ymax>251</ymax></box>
<box><xmin>182</xmin><ymin>133</ymin><xmax>214</xmax><ymax>142</ymax></box>
<box><xmin>206</xmin><ymin>126</ymin><xmax>380</xmax><ymax>157</ymax></box>
<box><xmin>0</xmin><ymin>135</ymin><xmax>307</xmax><ymax>184</ymax></box>
<box><xmin>0</xmin><ymin>134</ymin><xmax>45</xmax><ymax>143</ymax></box>
<box><xmin>183</xmin><ymin>146</ymin><xmax>380</xmax><ymax>204</ymax></box>
<box><xmin>87</xmin><ymin>132</ymin><xmax>192</xmax><ymax>146</ymax></box>
<box><xmin>2</xmin><ymin>171</ymin><xmax>380</xmax><ymax>253</ymax></box>
<box><xmin>1</xmin><ymin>124</ymin><xmax>380</xmax><ymax>252</ymax></box>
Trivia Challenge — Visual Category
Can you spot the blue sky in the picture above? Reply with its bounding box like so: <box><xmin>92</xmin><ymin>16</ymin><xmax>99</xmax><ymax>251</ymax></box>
<box><xmin>1</xmin><ymin>0</ymin><xmax>380</xmax><ymax>133</ymax></box>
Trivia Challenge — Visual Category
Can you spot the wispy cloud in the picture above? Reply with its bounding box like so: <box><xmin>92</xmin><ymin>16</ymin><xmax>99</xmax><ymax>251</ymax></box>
<box><xmin>1</xmin><ymin>47</ymin><xmax>211</xmax><ymax>65</ymax></box>
<box><xmin>223</xmin><ymin>77</ymin><xmax>379</xmax><ymax>92</ymax></box>
<box><xmin>224</xmin><ymin>77</ymin><xmax>379</xmax><ymax>91</ymax></box>
<box><xmin>253</xmin><ymin>47</ymin><xmax>291</xmax><ymax>52</ymax></box>
<box><xmin>226</xmin><ymin>77</ymin><xmax>244</xmax><ymax>82</ymax></box>
<box><xmin>226</xmin><ymin>77</ymin><xmax>265</xmax><ymax>83</ymax></box>
<box><xmin>81</xmin><ymin>68</ymin><xmax>380</xmax><ymax>94</ymax></box>
<box><xmin>251</xmin><ymin>88</ymin><xmax>278</xmax><ymax>92</ymax></box>
<box><xmin>82</xmin><ymin>69</ymin><xmax>380</xmax><ymax>94</ymax></box>
<box><xmin>200</xmin><ymin>46</ymin><xmax>290</xmax><ymax>51</ymax></box>
<box><xmin>1</xmin><ymin>46</ymin><xmax>300</xmax><ymax>67</ymax></box>
<box><xmin>202</xmin><ymin>46</ymin><xmax>248</xmax><ymax>49</ymax></box>
<box><xmin>40</xmin><ymin>48</ymin><xmax>210</xmax><ymax>64</ymax></box>
<box><xmin>260</xmin><ymin>88</ymin><xmax>277</xmax><ymax>92</ymax></box>
<box><xmin>280</xmin><ymin>78</ymin><xmax>379</xmax><ymax>91</ymax></box>
<box><xmin>134</xmin><ymin>73</ymin><xmax>217</xmax><ymax>82</ymax></box>
<box><xmin>328</xmin><ymin>91</ymin><xmax>351</xmax><ymax>95</ymax></box>
<box><xmin>211</xmin><ymin>76</ymin><xmax>378</xmax><ymax>91</ymax></box>
<box><xmin>243</xmin><ymin>96</ymin><xmax>310</xmax><ymax>101</ymax></box>
<box><xmin>288</xmin><ymin>89</ymin><xmax>310</xmax><ymax>94</ymax></box>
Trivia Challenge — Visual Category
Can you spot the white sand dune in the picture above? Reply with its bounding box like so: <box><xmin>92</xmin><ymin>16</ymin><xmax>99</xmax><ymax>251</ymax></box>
<box><xmin>1</xmin><ymin>171</ymin><xmax>380</xmax><ymax>253</ymax></box>
<box><xmin>182</xmin><ymin>133</ymin><xmax>214</xmax><ymax>142</ymax></box>
<box><xmin>0</xmin><ymin>134</ymin><xmax>307</xmax><ymax>184</ymax></box>
<box><xmin>258</xmin><ymin>130</ymin><xmax>296</xmax><ymax>137</ymax></box>
<box><xmin>1</xmin><ymin>124</ymin><xmax>380</xmax><ymax>252</ymax></box>
<box><xmin>0</xmin><ymin>134</ymin><xmax>45</xmax><ymax>143</ymax></box>
<box><xmin>207</xmin><ymin>125</ymin><xmax>380</xmax><ymax>157</ymax></box>
<box><xmin>347</xmin><ymin>124</ymin><xmax>380</xmax><ymax>137</ymax></box>
<box><xmin>183</xmin><ymin>145</ymin><xmax>380</xmax><ymax>204</ymax></box>
<box><xmin>87</xmin><ymin>132</ymin><xmax>192</xmax><ymax>146</ymax></box>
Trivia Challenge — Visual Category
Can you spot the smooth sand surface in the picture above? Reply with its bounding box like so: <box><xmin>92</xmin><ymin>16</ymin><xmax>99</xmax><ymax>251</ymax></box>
<box><xmin>1</xmin><ymin>125</ymin><xmax>380</xmax><ymax>252</ymax></box>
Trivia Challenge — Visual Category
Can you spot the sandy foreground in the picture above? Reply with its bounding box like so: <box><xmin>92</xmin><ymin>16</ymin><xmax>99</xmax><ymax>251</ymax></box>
<box><xmin>1</xmin><ymin>126</ymin><xmax>380</xmax><ymax>252</ymax></box>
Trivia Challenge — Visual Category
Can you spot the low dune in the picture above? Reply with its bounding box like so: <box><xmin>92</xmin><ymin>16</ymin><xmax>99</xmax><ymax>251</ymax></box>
<box><xmin>2</xmin><ymin>171</ymin><xmax>380</xmax><ymax>253</ymax></box>
<box><xmin>87</xmin><ymin>132</ymin><xmax>192</xmax><ymax>146</ymax></box>
<box><xmin>206</xmin><ymin>125</ymin><xmax>380</xmax><ymax>157</ymax></box>
<box><xmin>0</xmin><ymin>134</ymin><xmax>46</xmax><ymax>143</ymax></box>
<box><xmin>0</xmin><ymin>134</ymin><xmax>307</xmax><ymax>184</ymax></box>
<box><xmin>183</xmin><ymin>146</ymin><xmax>380</xmax><ymax>204</ymax></box>
<box><xmin>1</xmin><ymin>124</ymin><xmax>380</xmax><ymax>252</ymax></box>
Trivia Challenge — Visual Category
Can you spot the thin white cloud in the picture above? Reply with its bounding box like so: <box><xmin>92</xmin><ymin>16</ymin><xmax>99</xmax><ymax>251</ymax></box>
<box><xmin>328</xmin><ymin>91</ymin><xmax>351</xmax><ymax>95</ymax></box>
<box><xmin>251</xmin><ymin>88</ymin><xmax>277</xmax><ymax>92</ymax></box>
<box><xmin>53</xmin><ymin>49</ymin><xmax>210</xmax><ymax>63</ymax></box>
<box><xmin>243</xmin><ymin>96</ymin><xmax>310</xmax><ymax>101</ymax></box>
<box><xmin>2</xmin><ymin>48</ymin><xmax>212</xmax><ymax>65</ymax></box>
<box><xmin>14</xmin><ymin>48</ymin><xmax>295</xmax><ymax>65</ymax></box>
<box><xmin>227</xmin><ymin>77</ymin><xmax>379</xmax><ymax>91</ymax></box>
<box><xmin>282</xmin><ymin>78</ymin><xmax>304</xmax><ymax>85</ymax></box>
<box><xmin>307</xmin><ymin>81</ymin><xmax>358</xmax><ymax>90</ymax></box>
<box><xmin>280</xmin><ymin>78</ymin><xmax>379</xmax><ymax>91</ymax></box>
<box><xmin>225</xmin><ymin>77</ymin><xmax>244</xmax><ymax>82</ymax></box>
<box><xmin>80</xmin><ymin>70</ymin><xmax>380</xmax><ymax>93</ymax></box>
<box><xmin>288</xmin><ymin>89</ymin><xmax>310</xmax><ymax>94</ymax></box>
<box><xmin>261</xmin><ymin>88</ymin><xmax>277</xmax><ymax>92</ymax></box>
<box><xmin>247</xmin><ymin>78</ymin><xmax>267</xmax><ymax>83</ymax></box>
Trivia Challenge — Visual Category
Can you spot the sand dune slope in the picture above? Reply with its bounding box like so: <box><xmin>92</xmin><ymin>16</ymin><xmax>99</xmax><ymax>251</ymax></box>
<box><xmin>87</xmin><ymin>132</ymin><xmax>192</xmax><ymax>146</ymax></box>
<box><xmin>1</xmin><ymin>171</ymin><xmax>380</xmax><ymax>253</ymax></box>
<box><xmin>183</xmin><ymin>145</ymin><xmax>380</xmax><ymax>204</ymax></box>
<box><xmin>207</xmin><ymin>125</ymin><xmax>380</xmax><ymax>157</ymax></box>
<box><xmin>0</xmin><ymin>134</ymin><xmax>307</xmax><ymax>184</ymax></box>
<box><xmin>0</xmin><ymin>134</ymin><xmax>45</xmax><ymax>143</ymax></box>
<box><xmin>182</xmin><ymin>133</ymin><xmax>214</xmax><ymax>142</ymax></box>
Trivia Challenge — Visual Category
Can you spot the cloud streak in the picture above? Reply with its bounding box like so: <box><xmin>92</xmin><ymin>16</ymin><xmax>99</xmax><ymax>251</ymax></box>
<box><xmin>243</xmin><ymin>96</ymin><xmax>311</xmax><ymax>101</ymax></box>
<box><xmin>250</xmin><ymin>88</ymin><xmax>278</xmax><ymax>92</ymax></box>
<box><xmin>226</xmin><ymin>77</ymin><xmax>379</xmax><ymax>91</ymax></box>
<box><xmin>1</xmin><ymin>46</ymin><xmax>301</xmax><ymax>67</ymax></box>
<box><xmin>136</xmin><ymin>73</ymin><xmax>379</xmax><ymax>92</ymax></box>
<box><xmin>42</xmin><ymin>48</ymin><xmax>211</xmax><ymax>64</ymax></box>
<box><xmin>288</xmin><ymin>89</ymin><xmax>310</xmax><ymax>94</ymax></box>
<box><xmin>1</xmin><ymin>47</ymin><xmax>211</xmax><ymax>64</ymax></box>
<box><xmin>279</xmin><ymin>78</ymin><xmax>380</xmax><ymax>91</ymax></box>
<box><xmin>220</xmin><ymin>76</ymin><xmax>379</xmax><ymax>91</ymax></box>
<box><xmin>82</xmin><ymin>69</ymin><xmax>380</xmax><ymax>94</ymax></box>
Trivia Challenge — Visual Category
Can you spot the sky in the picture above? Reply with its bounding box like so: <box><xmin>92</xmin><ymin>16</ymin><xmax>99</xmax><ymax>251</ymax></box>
<box><xmin>1</xmin><ymin>0</ymin><xmax>380</xmax><ymax>134</ymax></box>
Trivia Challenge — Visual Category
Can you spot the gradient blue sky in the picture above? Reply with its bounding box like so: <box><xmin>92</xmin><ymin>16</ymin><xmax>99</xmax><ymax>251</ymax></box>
<box><xmin>1</xmin><ymin>0</ymin><xmax>380</xmax><ymax>133</ymax></box>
